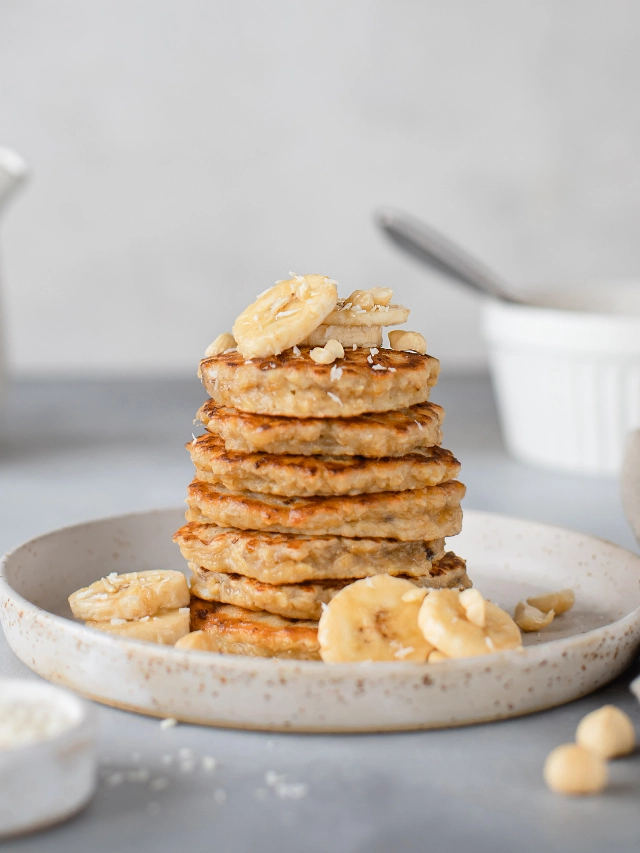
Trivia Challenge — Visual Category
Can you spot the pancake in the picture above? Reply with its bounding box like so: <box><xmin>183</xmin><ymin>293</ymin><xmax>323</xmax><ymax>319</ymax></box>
<box><xmin>199</xmin><ymin>346</ymin><xmax>440</xmax><ymax>418</ymax></box>
<box><xmin>173</xmin><ymin>522</ymin><xmax>447</xmax><ymax>583</ymax></box>
<box><xmin>197</xmin><ymin>400</ymin><xmax>444</xmax><ymax>457</ymax></box>
<box><xmin>185</xmin><ymin>479</ymin><xmax>465</xmax><ymax>540</ymax></box>
<box><xmin>189</xmin><ymin>553</ymin><xmax>470</xmax><ymax>620</ymax></box>
<box><xmin>189</xmin><ymin>598</ymin><xmax>320</xmax><ymax>660</ymax></box>
<box><xmin>188</xmin><ymin>433</ymin><xmax>460</xmax><ymax>496</ymax></box>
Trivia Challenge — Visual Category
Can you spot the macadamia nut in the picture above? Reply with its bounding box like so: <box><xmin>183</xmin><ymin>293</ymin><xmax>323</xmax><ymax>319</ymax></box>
<box><xmin>310</xmin><ymin>339</ymin><xmax>345</xmax><ymax>364</ymax></box>
<box><xmin>205</xmin><ymin>332</ymin><xmax>236</xmax><ymax>357</ymax></box>
<box><xmin>527</xmin><ymin>588</ymin><xmax>575</xmax><ymax>615</ymax></box>
<box><xmin>514</xmin><ymin>601</ymin><xmax>555</xmax><ymax>632</ymax></box>
<box><xmin>576</xmin><ymin>705</ymin><xmax>636</xmax><ymax>759</ymax></box>
<box><xmin>544</xmin><ymin>744</ymin><xmax>608</xmax><ymax>795</ymax></box>
<box><xmin>388</xmin><ymin>330</ymin><xmax>427</xmax><ymax>355</ymax></box>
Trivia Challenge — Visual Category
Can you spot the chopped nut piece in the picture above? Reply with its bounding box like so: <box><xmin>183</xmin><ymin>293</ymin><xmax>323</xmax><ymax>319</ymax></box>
<box><xmin>345</xmin><ymin>289</ymin><xmax>375</xmax><ymax>311</ymax></box>
<box><xmin>370</xmin><ymin>287</ymin><xmax>393</xmax><ymax>306</ymax></box>
<box><xmin>310</xmin><ymin>339</ymin><xmax>345</xmax><ymax>365</ymax></box>
<box><xmin>459</xmin><ymin>588</ymin><xmax>486</xmax><ymax>628</ymax></box>
<box><xmin>388</xmin><ymin>330</ymin><xmax>427</xmax><ymax>355</ymax></box>
<box><xmin>514</xmin><ymin>601</ymin><xmax>555</xmax><ymax>632</ymax></box>
<box><xmin>543</xmin><ymin>744</ymin><xmax>607</xmax><ymax>795</ymax></box>
<box><xmin>576</xmin><ymin>705</ymin><xmax>636</xmax><ymax>759</ymax></box>
<box><xmin>527</xmin><ymin>588</ymin><xmax>575</xmax><ymax>615</ymax></box>
<box><xmin>205</xmin><ymin>333</ymin><xmax>236</xmax><ymax>357</ymax></box>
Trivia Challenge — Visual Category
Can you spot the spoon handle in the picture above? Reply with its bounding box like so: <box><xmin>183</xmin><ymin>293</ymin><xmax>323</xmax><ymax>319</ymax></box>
<box><xmin>374</xmin><ymin>208</ymin><xmax>522</xmax><ymax>304</ymax></box>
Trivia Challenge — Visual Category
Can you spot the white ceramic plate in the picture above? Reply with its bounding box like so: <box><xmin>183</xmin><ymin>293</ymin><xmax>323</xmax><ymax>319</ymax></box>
<box><xmin>2</xmin><ymin>508</ymin><xmax>640</xmax><ymax>732</ymax></box>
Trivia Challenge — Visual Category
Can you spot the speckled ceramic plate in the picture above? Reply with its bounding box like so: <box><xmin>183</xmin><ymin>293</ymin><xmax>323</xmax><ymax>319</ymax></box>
<box><xmin>2</xmin><ymin>508</ymin><xmax>640</xmax><ymax>731</ymax></box>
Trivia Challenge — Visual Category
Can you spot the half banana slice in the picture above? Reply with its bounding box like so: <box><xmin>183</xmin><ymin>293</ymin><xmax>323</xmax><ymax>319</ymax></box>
<box><xmin>87</xmin><ymin>609</ymin><xmax>191</xmax><ymax>645</ymax></box>
<box><xmin>323</xmin><ymin>289</ymin><xmax>409</xmax><ymax>328</ymax></box>
<box><xmin>233</xmin><ymin>274</ymin><xmax>338</xmax><ymax>359</ymax></box>
<box><xmin>318</xmin><ymin>575</ymin><xmax>433</xmax><ymax>663</ymax></box>
<box><xmin>69</xmin><ymin>569</ymin><xmax>190</xmax><ymax>621</ymax></box>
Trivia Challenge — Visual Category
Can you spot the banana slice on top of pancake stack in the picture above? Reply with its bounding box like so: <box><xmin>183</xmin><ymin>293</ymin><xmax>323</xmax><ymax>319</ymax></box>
<box><xmin>172</xmin><ymin>272</ymin><xmax>471</xmax><ymax>660</ymax></box>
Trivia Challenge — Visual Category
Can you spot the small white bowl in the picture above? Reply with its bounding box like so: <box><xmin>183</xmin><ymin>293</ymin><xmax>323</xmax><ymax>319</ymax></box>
<box><xmin>0</xmin><ymin>679</ymin><xmax>97</xmax><ymax>838</ymax></box>
<box><xmin>482</xmin><ymin>282</ymin><xmax>640</xmax><ymax>475</ymax></box>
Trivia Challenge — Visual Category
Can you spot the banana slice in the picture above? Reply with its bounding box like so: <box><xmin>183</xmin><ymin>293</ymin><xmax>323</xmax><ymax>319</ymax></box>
<box><xmin>318</xmin><ymin>575</ymin><xmax>433</xmax><ymax>663</ymax></box>
<box><xmin>175</xmin><ymin>630</ymin><xmax>218</xmax><ymax>651</ymax></box>
<box><xmin>418</xmin><ymin>588</ymin><xmax>522</xmax><ymax>659</ymax></box>
<box><xmin>86</xmin><ymin>609</ymin><xmax>190</xmax><ymax>645</ymax></box>
<box><xmin>232</xmin><ymin>274</ymin><xmax>338</xmax><ymax>358</ymax></box>
<box><xmin>69</xmin><ymin>570</ymin><xmax>190</xmax><ymax>622</ymax></box>
<box><xmin>302</xmin><ymin>324</ymin><xmax>383</xmax><ymax>348</ymax></box>
<box><xmin>323</xmin><ymin>292</ymin><xmax>409</xmax><ymax>327</ymax></box>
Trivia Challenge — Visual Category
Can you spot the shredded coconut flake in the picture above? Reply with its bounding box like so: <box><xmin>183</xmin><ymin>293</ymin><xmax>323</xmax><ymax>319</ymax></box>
<box><xmin>393</xmin><ymin>646</ymin><xmax>415</xmax><ymax>660</ymax></box>
<box><xmin>292</xmin><ymin>345</ymin><xmax>301</xmax><ymax>356</ymax></box>
<box><xmin>367</xmin><ymin>355</ymin><xmax>373</xmax><ymax>364</ymax></box>
<box><xmin>370</xmin><ymin>347</ymin><xmax>379</xmax><ymax>356</ymax></box>
<box><xmin>352</xmin><ymin>344</ymin><xmax>357</xmax><ymax>350</ymax></box>
<box><xmin>110</xmin><ymin>618</ymin><xmax>126</xmax><ymax>626</ymax></box>
<box><xmin>276</xmin><ymin>309</ymin><xmax>296</xmax><ymax>318</ymax></box>
<box><xmin>371</xmin><ymin>364</ymin><xmax>386</xmax><ymax>371</ymax></box>
<box><xmin>330</xmin><ymin>364</ymin><xmax>343</xmax><ymax>382</ymax></box>
<box><xmin>485</xmin><ymin>636</ymin><xmax>495</xmax><ymax>649</ymax></box>
<box><xmin>327</xmin><ymin>392</ymin><xmax>342</xmax><ymax>406</ymax></box>
<box><xmin>387</xmin><ymin>367</ymin><xmax>396</xmax><ymax>372</ymax></box>
<box><xmin>414</xmin><ymin>419</ymin><xmax>423</xmax><ymax>431</ymax></box>
<box><xmin>159</xmin><ymin>718</ymin><xmax>177</xmax><ymax>729</ymax></box>
<box><xmin>178</xmin><ymin>607</ymin><xmax>190</xmax><ymax>614</ymax></box>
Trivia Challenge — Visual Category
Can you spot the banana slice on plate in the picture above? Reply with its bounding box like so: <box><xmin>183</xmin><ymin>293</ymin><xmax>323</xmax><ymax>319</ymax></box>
<box><xmin>69</xmin><ymin>570</ymin><xmax>190</xmax><ymax>622</ymax></box>
<box><xmin>302</xmin><ymin>324</ymin><xmax>383</xmax><ymax>348</ymax></box>
<box><xmin>232</xmin><ymin>274</ymin><xmax>338</xmax><ymax>359</ymax></box>
<box><xmin>86</xmin><ymin>609</ymin><xmax>191</xmax><ymax>645</ymax></box>
<box><xmin>418</xmin><ymin>588</ymin><xmax>522</xmax><ymax>659</ymax></box>
<box><xmin>317</xmin><ymin>575</ymin><xmax>433</xmax><ymax>663</ymax></box>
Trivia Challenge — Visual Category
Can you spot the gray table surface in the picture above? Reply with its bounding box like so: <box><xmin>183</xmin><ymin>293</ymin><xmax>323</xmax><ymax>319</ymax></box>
<box><xmin>1</xmin><ymin>375</ymin><xmax>639</xmax><ymax>853</ymax></box>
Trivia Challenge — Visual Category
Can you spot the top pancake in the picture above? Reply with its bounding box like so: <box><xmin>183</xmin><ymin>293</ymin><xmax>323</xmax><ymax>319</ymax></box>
<box><xmin>197</xmin><ymin>400</ymin><xmax>444</xmax><ymax>457</ymax></box>
<box><xmin>199</xmin><ymin>346</ymin><xmax>440</xmax><ymax>418</ymax></box>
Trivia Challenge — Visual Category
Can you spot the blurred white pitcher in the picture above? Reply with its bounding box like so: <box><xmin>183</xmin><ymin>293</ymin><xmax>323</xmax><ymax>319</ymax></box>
<box><xmin>0</xmin><ymin>148</ymin><xmax>28</xmax><ymax>402</ymax></box>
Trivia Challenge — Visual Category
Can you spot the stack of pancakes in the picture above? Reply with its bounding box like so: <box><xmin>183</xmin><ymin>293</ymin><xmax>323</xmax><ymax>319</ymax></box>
<box><xmin>173</xmin><ymin>344</ymin><xmax>469</xmax><ymax>660</ymax></box>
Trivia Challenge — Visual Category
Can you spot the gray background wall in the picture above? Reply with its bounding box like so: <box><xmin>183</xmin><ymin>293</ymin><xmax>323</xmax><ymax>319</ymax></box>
<box><xmin>1</xmin><ymin>0</ymin><xmax>639</xmax><ymax>376</ymax></box>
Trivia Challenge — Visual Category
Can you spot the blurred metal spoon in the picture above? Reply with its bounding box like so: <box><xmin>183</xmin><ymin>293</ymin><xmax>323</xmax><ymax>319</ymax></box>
<box><xmin>374</xmin><ymin>207</ymin><xmax>524</xmax><ymax>303</ymax></box>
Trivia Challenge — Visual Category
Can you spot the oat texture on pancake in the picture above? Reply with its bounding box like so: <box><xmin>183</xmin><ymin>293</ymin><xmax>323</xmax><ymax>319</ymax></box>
<box><xmin>175</xmin><ymin>274</ymin><xmax>469</xmax><ymax>660</ymax></box>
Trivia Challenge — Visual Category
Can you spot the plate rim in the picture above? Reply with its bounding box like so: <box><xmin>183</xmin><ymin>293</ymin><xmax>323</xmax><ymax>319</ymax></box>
<box><xmin>2</xmin><ymin>505</ymin><xmax>640</xmax><ymax>676</ymax></box>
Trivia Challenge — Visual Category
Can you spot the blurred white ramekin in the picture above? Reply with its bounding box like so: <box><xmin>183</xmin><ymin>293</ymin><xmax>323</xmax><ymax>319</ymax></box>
<box><xmin>0</xmin><ymin>680</ymin><xmax>97</xmax><ymax>838</ymax></box>
<box><xmin>482</xmin><ymin>283</ymin><xmax>640</xmax><ymax>476</ymax></box>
